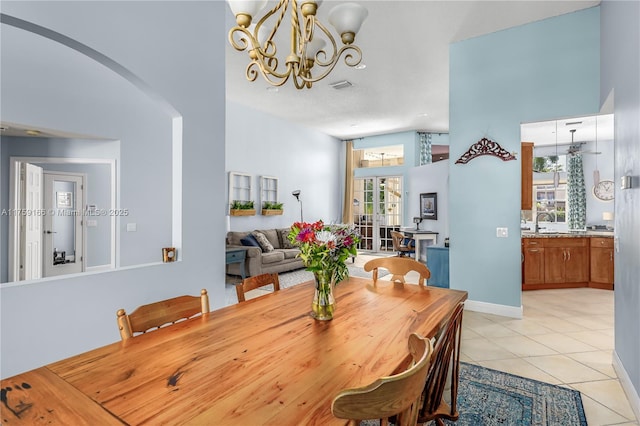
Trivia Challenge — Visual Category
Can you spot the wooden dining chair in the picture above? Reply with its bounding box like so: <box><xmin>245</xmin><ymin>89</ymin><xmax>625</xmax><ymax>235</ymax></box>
<box><xmin>116</xmin><ymin>289</ymin><xmax>209</xmax><ymax>341</ymax></box>
<box><xmin>236</xmin><ymin>273</ymin><xmax>280</xmax><ymax>302</ymax></box>
<box><xmin>363</xmin><ymin>257</ymin><xmax>431</xmax><ymax>286</ymax></box>
<box><xmin>390</xmin><ymin>230</ymin><xmax>415</xmax><ymax>257</ymax></box>
<box><xmin>331</xmin><ymin>333</ymin><xmax>434</xmax><ymax>426</ymax></box>
<box><xmin>418</xmin><ymin>302</ymin><xmax>465</xmax><ymax>425</ymax></box>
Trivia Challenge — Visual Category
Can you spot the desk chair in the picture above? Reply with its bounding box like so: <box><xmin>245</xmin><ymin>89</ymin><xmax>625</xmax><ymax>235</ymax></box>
<box><xmin>117</xmin><ymin>289</ymin><xmax>209</xmax><ymax>341</ymax></box>
<box><xmin>390</xmin><ymin>230</ymin><xmax>415</xmax><ymax>257</ymax></box>
<box><xmin>363</xmin><ymin>257</ymin><xmax>431</xmax><ymax>287</ymax></box>
<box><xmin>418</xmin><ymin>302</ymin><xmax>464</xmax><ymax>425</ymax></box>
<box><xmin>332</xmin><ymin>333</ymin><xmax>434</xmax><ymax>426</ymax></box>
<box><xmin>236</xmin><ymin>273</ymin><xmax>280</xmax><ymax>302</ymax></box>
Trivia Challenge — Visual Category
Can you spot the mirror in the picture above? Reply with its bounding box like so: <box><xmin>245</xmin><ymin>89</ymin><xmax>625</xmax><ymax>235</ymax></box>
<box><xmin>521</xmin><ymin>113</ymin><xmax>614</xmax><ymax>232</ymax></box>
<box><xmin>1</xmin><ymin>16</ymin><xmax>178</xmax><ymax>284</ymax></box>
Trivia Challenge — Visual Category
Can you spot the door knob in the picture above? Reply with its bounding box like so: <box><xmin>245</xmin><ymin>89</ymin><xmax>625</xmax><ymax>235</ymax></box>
<box><xmin>45</xmin><ymin>230</ymin><xmax>57</xmax><ymax>234</ymax></box>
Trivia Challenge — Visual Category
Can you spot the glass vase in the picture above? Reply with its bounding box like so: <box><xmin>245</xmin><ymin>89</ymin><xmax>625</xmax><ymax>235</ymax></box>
<box><xmin>311</xmin><ymin>270</ymin><xmax>336</xmax><ymax>321</ymax></box>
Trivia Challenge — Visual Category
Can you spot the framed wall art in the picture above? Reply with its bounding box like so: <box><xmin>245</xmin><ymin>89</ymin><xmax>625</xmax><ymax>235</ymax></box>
<box><xmin>420</xmin><ymin>192</ymin><xmax>437</xmax><ymax>220</ymax></box>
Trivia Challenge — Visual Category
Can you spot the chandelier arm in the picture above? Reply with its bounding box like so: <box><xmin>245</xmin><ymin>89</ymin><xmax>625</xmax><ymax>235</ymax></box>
<box><xmin>254</xmin><ymin>0</ymin><xmax>289</xmax><ymax>58</ymax></box>
<box><xmin>297</xmin><ymin>45</ymin><xmax>363</xmax><ymax>85</ymax></box>
<box><xmin>307</xmin><ymin>19</ymin><xmax>339</xmax><ymax>67</ymax></box>
<box><xmin>249</xmin><ymin>61</ymin><xmax>294</xmax><ymax>87</ymax></box>
<box><xmin>228</xmin><ymin>26</ymin><xmax>257</xmax><ymax>52</ymax></box>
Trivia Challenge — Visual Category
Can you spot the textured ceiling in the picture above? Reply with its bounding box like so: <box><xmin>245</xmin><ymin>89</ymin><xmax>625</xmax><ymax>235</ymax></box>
<box><xmin>225</xmin><ymin>1</ymin><xmax>600</xmax><ymax>140</ymax></box>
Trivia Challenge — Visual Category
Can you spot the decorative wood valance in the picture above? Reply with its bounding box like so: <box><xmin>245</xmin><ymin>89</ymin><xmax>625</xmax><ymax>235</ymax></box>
<box><xmin>455</xmin><ymin>138</ymin><xmax>516</xmax><ymax>164</ymax></box>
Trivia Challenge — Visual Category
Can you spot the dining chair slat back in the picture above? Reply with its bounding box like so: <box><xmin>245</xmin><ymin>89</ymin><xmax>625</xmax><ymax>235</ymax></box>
<box><xmin>236</xmin><ymin>273</ymin><xmax>280</xmax><ymax>302</ymax></box>
<box><xmin>418</xmin><ymin>302</ymin><xmax>464</xmax><ymax>424</ymax></box>
<box><xmin>332</xmin><ymin>333</ymin><xmax>434</xmax><ymax>426</ymax></box>
<box><xmin>117</xmin><ymin>289</ymin><xmax>209</xmax><ymax>341</ymax></box>
<box><xmin>363</xmin><ymin>257</ymin><xmax>431</xmax><ymax>286</ymax></box>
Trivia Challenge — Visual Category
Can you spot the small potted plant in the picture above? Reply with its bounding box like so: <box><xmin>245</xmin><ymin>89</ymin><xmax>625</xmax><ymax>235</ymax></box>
<box><xmin>230</xmin><ymin>200</ymin><xmax>256</xmax><ymax>216</ymax></box>
<box><xmin>261</xmin><ymin>201</ymin><xmax>284</xmax><ymax>216</ymax></box>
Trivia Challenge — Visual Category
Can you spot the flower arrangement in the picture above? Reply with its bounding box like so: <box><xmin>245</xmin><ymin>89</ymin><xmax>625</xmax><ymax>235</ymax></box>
<box><xmin>287</xmin><ymin>221</ymin><xmax>360</xmax><ymax>283</ymax></box>
<box><xmin>288</xmin><ymin>221</ymin><xmax>360</xmax><ymax>320</ymax></box>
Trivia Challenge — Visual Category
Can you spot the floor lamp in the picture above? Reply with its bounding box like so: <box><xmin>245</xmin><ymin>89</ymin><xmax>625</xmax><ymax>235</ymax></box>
<box><xmin>292</xmin><ymin>190</ymin><xmax>303</xmax><ymax>222</ymax></box>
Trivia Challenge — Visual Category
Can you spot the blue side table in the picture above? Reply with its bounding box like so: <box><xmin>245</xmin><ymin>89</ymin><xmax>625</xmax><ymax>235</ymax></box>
<box><xmin>226</xmin><ymin>248</ymin><xmax>247</xmax><ymax>279</ymax></box>
<box><xmin>426</xmin><ymin>246</ymin><xmax>449</xmax><ymax>288</ymax></box>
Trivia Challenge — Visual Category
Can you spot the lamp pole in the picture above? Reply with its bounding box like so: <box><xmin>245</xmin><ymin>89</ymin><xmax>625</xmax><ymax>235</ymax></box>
<box><xmin>292</xmin><ymin>190</ymin><xmax>303</xmax><ymax>222</ymax></box>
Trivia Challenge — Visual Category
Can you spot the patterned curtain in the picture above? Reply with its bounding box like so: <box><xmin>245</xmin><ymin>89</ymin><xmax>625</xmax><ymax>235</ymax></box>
<box><xmin>419</xmin><ymin>132</ymin><xmax>432</xmax><ymax>165</ymax></box>
<box><xmin>567</xmin><ymin>153</ymin><xmax>586</xmax><ymax>230</ymax></box>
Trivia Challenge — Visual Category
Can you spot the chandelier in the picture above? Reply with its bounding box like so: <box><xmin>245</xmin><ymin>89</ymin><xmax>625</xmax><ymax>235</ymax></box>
<box><xmin>227</xmin><ymin>0</ymin><xmax>368</xmax><ymax>89</ymax></box>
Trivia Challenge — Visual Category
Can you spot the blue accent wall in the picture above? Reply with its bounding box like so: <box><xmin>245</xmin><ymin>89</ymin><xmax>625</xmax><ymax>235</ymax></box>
<box><xmin>601</xmin><ymin>0</ymin><xmax>640</xmax><ymax>406</ymax></box>
<box><xmin>449</xmin><ymin>7</ymin><xmax>600</xmax><ymax>307</ymax></box>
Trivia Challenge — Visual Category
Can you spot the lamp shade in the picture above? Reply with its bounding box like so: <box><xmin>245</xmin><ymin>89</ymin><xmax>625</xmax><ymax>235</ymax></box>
<box><xmin>328</xmin><ymin>3</ymin><xmax>368</xmax><ymax>38</ymax></box>
<box><xmin>227</xmin><ymin>0</ymin><xmax>267</xmax><ymax>17</ymax></box>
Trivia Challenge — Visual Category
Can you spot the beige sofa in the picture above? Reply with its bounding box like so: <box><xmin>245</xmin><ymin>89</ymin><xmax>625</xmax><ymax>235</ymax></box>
<box><xmin>226</xmin><ymin>228</ymin><xmax>305</xmax><ymax>278</ymax></box>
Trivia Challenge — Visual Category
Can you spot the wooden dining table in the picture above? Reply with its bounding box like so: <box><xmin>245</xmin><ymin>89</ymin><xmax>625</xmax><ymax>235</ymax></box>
<box><xmin>1</xmin><ymin>276</ymin><xmax>467</xmax><ymax>425</ymax></box>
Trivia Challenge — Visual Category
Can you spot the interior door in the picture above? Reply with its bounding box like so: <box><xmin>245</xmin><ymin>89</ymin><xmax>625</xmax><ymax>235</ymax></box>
<box><xmin>21</xmin><ymin>163</ymin><xmax>44</xmax><ymax>280</ymax></box>
<box><xmin>43</xmin><ymin>172</ymin><xmax>85</xmax><ymax>277</ymax></box>
<box><xmin>353</xmin><ymin>176</ymin><xmax>403</xmax><ymax>253</ymax></box>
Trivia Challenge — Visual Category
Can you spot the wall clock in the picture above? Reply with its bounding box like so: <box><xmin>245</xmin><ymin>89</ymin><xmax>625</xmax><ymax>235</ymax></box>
<box><xmin>593</xmin><ymin>180</ymin><xmax>614</xmax><ymax>201</ymax></box>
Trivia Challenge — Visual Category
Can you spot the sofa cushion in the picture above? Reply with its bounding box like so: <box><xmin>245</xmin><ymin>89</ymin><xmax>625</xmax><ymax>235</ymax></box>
<box><xmin>252</xmin><ymin>231</ymin><xmax>274</xmax><ymax>252</ymax></box>
<box><xmin>261</xmin><ymin>251</ymin><xmax>284</xmax><ymax>264</ymax></box>
<box><xmin>279</xmin><ymin>228</ymin><xmax>296</xmax><ymax>249</ymax></box>
<box><xmin>281</xmin><ymin>249</ymin><xmax>301</xmax><ymax>260</ymax></box>
<box><xmin>241</xmin><ymin>234</ymin><xmax>260</xmax><ymax>247</ymax></box>
<box><xmin>259</xmin><ymin>229</ymin><xmax>281</xmax><ymax>249</ymax></box>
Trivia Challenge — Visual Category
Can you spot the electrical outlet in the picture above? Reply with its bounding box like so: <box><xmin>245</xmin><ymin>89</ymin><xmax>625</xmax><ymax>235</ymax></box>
<box><xmin>496</xmin><ymin>227</ymin><xmax>508</xmax><ymax>238</ymax></box>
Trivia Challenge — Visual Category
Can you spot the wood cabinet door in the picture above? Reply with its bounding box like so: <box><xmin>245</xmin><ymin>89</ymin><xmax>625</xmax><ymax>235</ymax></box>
<box><xmin>524</xmin><ymin>247</ymin><xmax>545</xmax><ymax>284</ymax></box>
<box><xmin>544</xmin><ymin>247</ymin><xmax>566</xmax><ymax>283</ymax></box>
<box><xmin>591</xmin><ymin>247</ymin><xmax>614</xmax><ymax>284</ymax></box>
<box><xmin>565</xmin><ymin>246</ymin><xmax>589</xmax><ymax>282</ymax></box>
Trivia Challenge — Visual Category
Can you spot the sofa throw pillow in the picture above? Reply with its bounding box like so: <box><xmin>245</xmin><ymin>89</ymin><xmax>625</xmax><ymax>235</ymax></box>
<box><xmin>252</xmin><ymin>231</ymin><xmax>274</xmax><ymax>253</ymax></box>
<box><xmin>279</xmin><ymin>228</ymin><xmax>295</xmax><ymax>249</ymax></box>
<box><xmin>240</xmin><ymin>234</ymin><xmax>260</xmax><ymax>247</ymax></box>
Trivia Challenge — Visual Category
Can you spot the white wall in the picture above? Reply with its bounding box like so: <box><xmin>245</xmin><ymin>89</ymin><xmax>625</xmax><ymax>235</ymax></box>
<box><xmin>0</xmin><ymin>1</ymin><xmax>226</xmax><ymax>378</ymax></box>
<box><xmin>226</xmin><ymin>101</ymin><xmax>344</xmax><ymax>230</ymax></box>
<box><xmin>407</xmin><ymin>160</ymin><xmax>449</xmax><ymax>245</ymax></box>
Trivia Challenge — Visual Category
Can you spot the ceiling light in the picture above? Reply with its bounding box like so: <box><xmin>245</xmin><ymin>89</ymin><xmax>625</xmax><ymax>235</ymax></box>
<box><xmin>354</xmin><ymin>63</ymin><xmax>366</xmax><ymax>70</ymax></box>
<box><xmin>227</xmin><ymin>1</ymin><xmax>368</xmax><ymax>90</ymax></box>
<box><xmin>266</xmin><ymin>86</ymin><xmax>279</xmax><ymax>93</ymax></box>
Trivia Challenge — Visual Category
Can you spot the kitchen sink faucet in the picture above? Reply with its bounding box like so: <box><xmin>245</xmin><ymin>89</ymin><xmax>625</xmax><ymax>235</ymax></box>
<box><xmin>535</xmin><ymin>211</ymin><xmax>555</xmax><ymax>233</ymax></box>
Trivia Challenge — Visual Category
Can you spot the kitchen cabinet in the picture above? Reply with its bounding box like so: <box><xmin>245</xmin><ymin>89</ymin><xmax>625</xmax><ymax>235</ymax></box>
<box><xmin>543</xmin><ymin>238</ymin><xmax>589</xmax><ymax>285</ymax></box>
<box><xmin>521</xmin><ymin>142</ymin><xmax>534</xmax><ymax>211</ymax></box>
<box><xmin>522</xmin><ymin>239</ymin><xmax>545</xmax><ymax>286</ymax></box>
<box><xmin>522</xmin><ymin>237</ymin><xmax>591</xmax><ymax>290</ymax></box>
<box><xmin>590</xmin><ymin>237</ymin><xmax>614</xmax><ymax>290</ymax></box>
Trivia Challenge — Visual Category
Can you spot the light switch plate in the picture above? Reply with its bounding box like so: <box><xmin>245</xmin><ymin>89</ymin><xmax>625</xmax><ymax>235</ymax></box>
<box><xmin>496</xmin><ymin>227</ymin><xmax>508</xmax><ymax>238</ymax></box>
<box><xmin>126</xmin><ymin>223</ymin><xmax>137</xmax><ymax>232</ymax></box>
<box><xmin>87</xmin><ymin>220</ymin><xmax>97</xmax><ymax>227</ymax></box>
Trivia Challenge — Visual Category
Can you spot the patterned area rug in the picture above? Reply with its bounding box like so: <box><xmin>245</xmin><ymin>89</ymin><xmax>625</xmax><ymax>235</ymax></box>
<box><xmin>362</xmin><ymin>362</ymin><xmax>587</xmax><ymax>426</ymax></box>
<box><xmin>449</xmin><ymin>362</ymin><xmax>587</xmax><ymax>426</ymax></box>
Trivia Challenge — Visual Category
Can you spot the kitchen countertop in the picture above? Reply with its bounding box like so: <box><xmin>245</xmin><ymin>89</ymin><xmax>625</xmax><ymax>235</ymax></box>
<box><xmin>522</xmin><ymin>231</ymin><xmax>614</xmax><ymax>238</ymax></box>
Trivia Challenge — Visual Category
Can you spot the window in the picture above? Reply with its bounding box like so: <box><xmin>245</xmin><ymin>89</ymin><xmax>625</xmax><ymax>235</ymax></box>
<box><xmin>353</xmin><ymin>145</ymin><xmax>404</xmax><ymax>168</ymax></box>
<box><xmin>260</xmin><ymin>176</ymin><xmax>279</xmax><ymax>205</ymax></box>
<box><xmin>228</xmin><ymin>171</ymin><xmax>252</xmax><ymax>207</ymax></box>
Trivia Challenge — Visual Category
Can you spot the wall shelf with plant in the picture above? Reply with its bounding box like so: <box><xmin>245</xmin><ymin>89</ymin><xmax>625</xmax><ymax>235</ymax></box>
<box><xmin>262</xmin><ymin>201</ymin><xmax>283</xmax><ymax>216</ymax></box>
<box><xmin>230</xmin><ymin>200</ymin><xmax>255</xmax><ymax>216</ymax></box>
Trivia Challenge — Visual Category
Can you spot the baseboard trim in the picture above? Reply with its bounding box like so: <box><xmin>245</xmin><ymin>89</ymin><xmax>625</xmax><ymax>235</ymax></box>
<box><xmin>613</xmin><ymin>351</ymin><xmax>640</xmax><ymax>422</ymax></box>
<box><xmin>464</xmin><ymin>299</ymin><xmax>523</xmax><ymax>319</ymax></box>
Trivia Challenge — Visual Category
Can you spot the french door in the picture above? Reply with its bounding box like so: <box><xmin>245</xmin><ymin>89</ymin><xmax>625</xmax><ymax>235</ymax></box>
<box><xmin>353</xmin><ymin>176</ymin><xmax>403</xmax><ymax>253</ymax></box>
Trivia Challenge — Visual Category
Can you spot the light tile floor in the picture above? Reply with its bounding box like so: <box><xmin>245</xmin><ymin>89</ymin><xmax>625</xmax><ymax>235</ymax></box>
<box><xmin>226</xmin><ymin>254</ymin><xmax>638</xmax><ymax>425</ymax></box>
